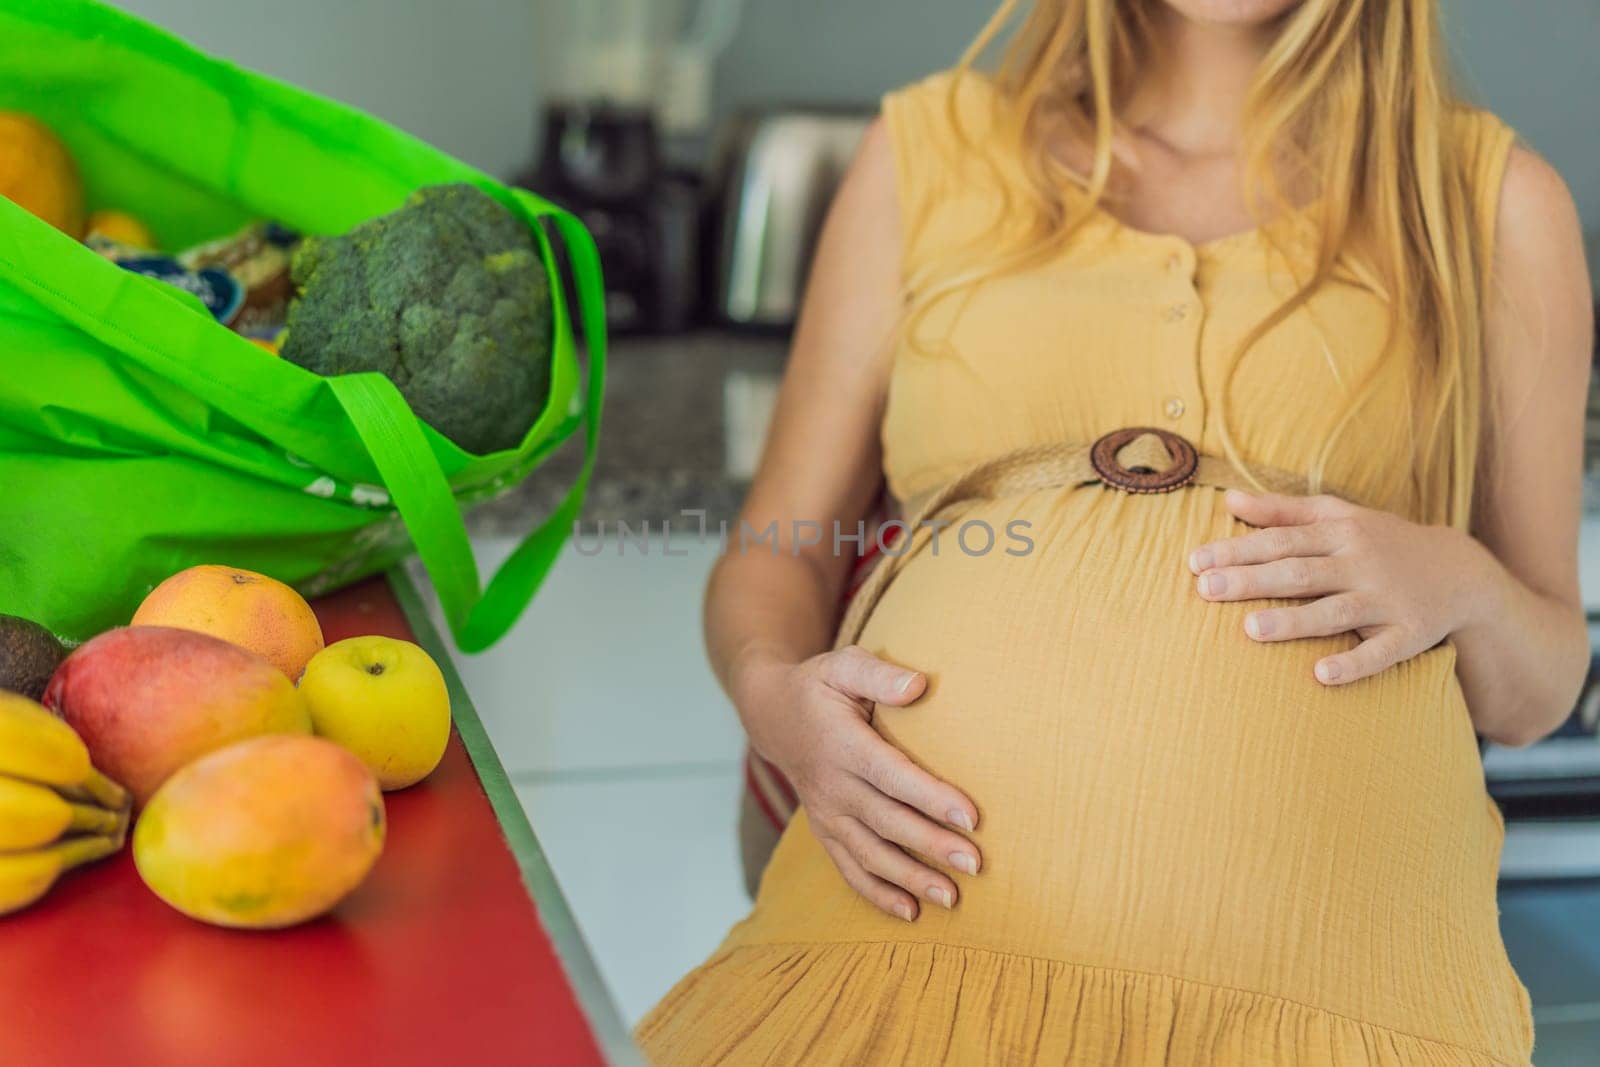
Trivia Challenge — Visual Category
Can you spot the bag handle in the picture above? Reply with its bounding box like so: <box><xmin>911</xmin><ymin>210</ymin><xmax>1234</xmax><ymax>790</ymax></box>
<box><xmin>328</xmin><ymin>208</ymin><xmax>606</xmax><ymax>653</ymax></box>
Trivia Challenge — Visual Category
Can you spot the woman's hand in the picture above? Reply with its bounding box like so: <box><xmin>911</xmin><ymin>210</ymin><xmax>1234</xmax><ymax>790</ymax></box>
<box><xmin>1187</xmin><ymin>490</ymin><xmax>1491</xmax><ymax>685</ymax></box>
<box><xmin>734</xmin><ymin>645</ymin><xmax>981</xmax><ymax>922</ymax></box>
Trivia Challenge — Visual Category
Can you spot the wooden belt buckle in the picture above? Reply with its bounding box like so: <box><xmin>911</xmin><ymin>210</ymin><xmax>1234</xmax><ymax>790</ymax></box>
<box><xmin>1089</xmin><ymin>427</ymin><xmax>1199</xmax><ymax>493</ymax></box>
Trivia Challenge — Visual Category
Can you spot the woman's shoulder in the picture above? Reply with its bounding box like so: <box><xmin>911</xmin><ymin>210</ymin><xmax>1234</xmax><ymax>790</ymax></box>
<box><xmin>1447</xmin><ymin>104</ymin><xmax>1517</xmax><ymax>178</ymax></box>
<box><xmin>1448</xmin><ymin>103</ymin><xmax>1511</xmax><ymax>135</ymax></box>
<box><xmin>1445</xmin><ymin>105</ymin><xmax>1533</xmax><ymax>259</ymax></box>
<box><xmin>1489</xmin><ymin>138</ymin><xmax>1582</xmax><ymax>281</ymax></box>
<box><xmin>875</xmin><ymin>69</ymin><xmax>1011</xmax><ymax>270</ymax></box>
<box><xmin>884</xmin><ymin>68</ymin><xmax>1002</xmax><ymax>109</ymax></box>
<box><xmin>881</xmin><ymin>68</ymin><xmax>1007</xmax><ymax>154</ymax></box>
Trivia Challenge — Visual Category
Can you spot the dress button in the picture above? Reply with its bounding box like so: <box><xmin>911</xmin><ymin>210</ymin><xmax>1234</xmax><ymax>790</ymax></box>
<box><xmin>1163</xmin><ymin>303</ymin><xmax>1189</xmax><ymax>323</ymax></box>
<box><xmin>1163</xmin><ymin>396</ymin><xmax>1186</xmax><ymax>419</ymax></box>
<box><xmin>1166</xmin><ymin>253</ymin><xmax>1185</xmax><ymax>272</ymax></box>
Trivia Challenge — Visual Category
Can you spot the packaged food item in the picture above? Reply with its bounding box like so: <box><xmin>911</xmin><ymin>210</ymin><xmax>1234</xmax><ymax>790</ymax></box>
<box><xmin>178</xmin><ymin>222</ymin><xmax>299</xmax><ymax>338</ymax></box>
<box><xmin>89</xmin><ymin>235</ymin><xmax>244</xmax><ymax>325</ymax></box>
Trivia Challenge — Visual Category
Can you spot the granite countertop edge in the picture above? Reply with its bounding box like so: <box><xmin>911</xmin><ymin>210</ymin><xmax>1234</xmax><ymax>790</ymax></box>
<box><xmin>462</xmin><ymin>330</ymin><xmax>780</xmax><ymax>537</ymax></box>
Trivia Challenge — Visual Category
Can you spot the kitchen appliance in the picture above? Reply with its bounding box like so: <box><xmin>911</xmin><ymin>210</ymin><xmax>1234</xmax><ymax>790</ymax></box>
<box><xmin>711</xmin><ymin>109</ymin><xmax>872</xmax><ymax>329</ymax></box>
<box><xmin>1488</xmin><ymin>614</ymin><xmax>1600</xmax><ymax>879</ymax></box>
<box><xmin>523</xmin><ymin>103</ymin><xmax>699</xmax><ymax>335</ymax></box>
<box><xmin>522</xmin><ymin>0</ymin><xmax>745</xmax><ymax>334</ymax></box>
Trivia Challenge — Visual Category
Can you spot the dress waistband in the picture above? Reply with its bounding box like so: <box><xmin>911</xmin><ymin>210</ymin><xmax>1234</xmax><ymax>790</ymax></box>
<box><xmin>835</xmin><ymin>427</ymin><xmax>1314</xmax><ymax>650</ymax></box>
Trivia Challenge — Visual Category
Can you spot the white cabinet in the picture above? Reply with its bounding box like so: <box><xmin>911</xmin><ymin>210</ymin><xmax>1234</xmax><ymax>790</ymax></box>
<box><xmin>413</xmin><ymin>534</ymin><xmax>751</xmax><ymax>1025</ymax></box>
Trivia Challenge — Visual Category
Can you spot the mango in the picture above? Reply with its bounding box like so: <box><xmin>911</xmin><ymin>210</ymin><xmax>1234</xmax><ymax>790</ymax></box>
<box><xmin>133</xmin><ymin>735</ymin><xmax>385</xmax><ymax>929</ymax></box>
<box><xmin>132</xmin><ymin>565</ymin><xmax>325</xmax><ymax>682</ymax></box>
<box><xmin>42</xmin><ymin>626</ymin><xmax>310</xmax><ymax>807</ymax></box>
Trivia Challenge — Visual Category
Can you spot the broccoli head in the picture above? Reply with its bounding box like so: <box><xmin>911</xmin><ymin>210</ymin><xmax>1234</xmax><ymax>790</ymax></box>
<box><xmin>280</xmin><ymin>182</ymin><xmax>554</xmax><ymax>454</ymax></box>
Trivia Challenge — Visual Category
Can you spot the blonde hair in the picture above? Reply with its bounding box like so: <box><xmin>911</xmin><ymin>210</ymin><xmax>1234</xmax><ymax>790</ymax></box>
<box><xmin>909</xmin><ymin>0</ymin><xmax>1488</xmax><ymax>528</ymax></box>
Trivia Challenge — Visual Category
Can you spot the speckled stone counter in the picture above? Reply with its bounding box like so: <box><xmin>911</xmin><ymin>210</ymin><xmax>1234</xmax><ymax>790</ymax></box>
<box><xmin>467</xmin><ymin>331</ymin><xmax>785</xmax><ymax>537</ymax></box>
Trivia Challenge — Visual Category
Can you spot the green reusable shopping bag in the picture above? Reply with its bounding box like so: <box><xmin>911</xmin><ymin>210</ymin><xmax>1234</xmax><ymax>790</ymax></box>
<box><xmin>0</xmin><ymin>0</ymin><xmax>605</xmax><ymax>652</ymax></box>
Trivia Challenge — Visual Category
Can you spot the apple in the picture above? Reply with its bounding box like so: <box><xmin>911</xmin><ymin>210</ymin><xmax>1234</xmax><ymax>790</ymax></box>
<box><xmin>297</xmin><ymin>637</ymin><xmax>450</xmax><ymax>791</ymax></box>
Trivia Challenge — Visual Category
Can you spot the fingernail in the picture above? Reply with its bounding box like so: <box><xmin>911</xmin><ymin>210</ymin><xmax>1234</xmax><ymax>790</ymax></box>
<box><xmin>927</xmin><ymin>886</ymin><xmax>953</xmax><ymax>909</ymax></box>
<box><xmin>894</xmin><ymin>672</ymin><xmax>918</xmax><ymax>695</ymax></box>
<box><xmin>1199</xmin><ymin>572</ymin><xmax>1226</xmax><ymax>596</ymax></box>
<box><xmin>895</xmin><ymin>903</ymin><xmax>916</xmax><ymax>922</ymax></box>
<box><xmin>1189</xmin><ymin>547</ymin><xmax>1213</xmax><ymax>573</ymax></box>
<box><xmin>947</xmin><ymin>809</ymin><xmax>974</xmax><ymax>831</ymax></box>
<box><xmin>1316</xmin><ymin>660</ymin><xmax>1341</xmax><ymax>683</ymax></box>
<box><xmin>1246</xmin><ymin>613</ymin><xmax>1273</xmax><ymax>638</ymax></box>
<box><xmin>950</xmin><ymin>852</ymin><xmax>979</xmax><ymax>875</ymax></box>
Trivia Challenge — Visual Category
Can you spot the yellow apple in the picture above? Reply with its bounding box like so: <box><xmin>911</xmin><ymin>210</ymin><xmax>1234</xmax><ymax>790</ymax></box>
<box><xmin>297</xmin><ymin>636</ymin><xmax>451</xmax><ymax>791</ymax></box>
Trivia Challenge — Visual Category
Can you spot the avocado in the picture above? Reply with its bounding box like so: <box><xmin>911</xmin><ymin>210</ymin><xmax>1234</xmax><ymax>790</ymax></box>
<box><xmin>0</xmin><ymin>613</ymin><xmax>69</xmax><ymax>701</ymax></box>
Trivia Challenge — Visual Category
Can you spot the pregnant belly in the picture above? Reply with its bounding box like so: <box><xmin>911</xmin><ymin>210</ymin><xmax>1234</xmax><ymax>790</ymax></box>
<box><xmin>747</xmin><ymin>484</ymin><xmax>1522</xmax><ymax>1040</ymax></box>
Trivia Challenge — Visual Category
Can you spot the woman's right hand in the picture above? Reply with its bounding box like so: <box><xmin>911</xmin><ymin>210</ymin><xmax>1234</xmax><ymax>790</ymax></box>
<box><xmin>736</xmin><ymin>644</ymin><xmax>981</xmax><ymax>922</ymax></box>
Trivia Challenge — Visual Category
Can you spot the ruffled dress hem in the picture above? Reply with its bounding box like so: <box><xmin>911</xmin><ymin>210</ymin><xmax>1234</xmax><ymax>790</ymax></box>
<box><xmin>635</xmin><ymin>940</ymin><xmax>1529</xmax><ymax>1066</ymax></box>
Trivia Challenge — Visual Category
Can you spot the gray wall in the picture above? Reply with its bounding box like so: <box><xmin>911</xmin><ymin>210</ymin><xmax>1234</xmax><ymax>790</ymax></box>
<box><xmin>106</xmin><ymin>0</ymin><xmax>543</xmax><ymax>182</ymax></box>
<box><xmin>109</xmin><ymin>0</ymin><xmax>1598</xmax><ymax>234</ymax></box>
<box><xmin>712</xmin><ymin>0</ymin><xmax>1600</xmax><ymax>235</ymax></box>
<box><xmin>1444</xmin><ymin>0</ymin><xmax>1600</xmax><ymax>236</ymax></box>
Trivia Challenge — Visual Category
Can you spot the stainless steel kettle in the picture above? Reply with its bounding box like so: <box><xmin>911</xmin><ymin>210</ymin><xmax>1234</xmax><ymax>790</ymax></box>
<box><xmin>711</xmin><ymin>109</ymin><xmax>872</xmax><ymax>329</ymax></box>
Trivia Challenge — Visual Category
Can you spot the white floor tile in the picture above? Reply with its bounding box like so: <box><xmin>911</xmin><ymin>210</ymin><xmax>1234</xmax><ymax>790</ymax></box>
<box><xmin>413</xmin><ymin>536</ymin><xmax>747</xmax><ymax>775</ymax></box>
<box><xmin>516</xmin><ymin>769</ymin><xmax>751</xmax><ymax>1027</ymax></box>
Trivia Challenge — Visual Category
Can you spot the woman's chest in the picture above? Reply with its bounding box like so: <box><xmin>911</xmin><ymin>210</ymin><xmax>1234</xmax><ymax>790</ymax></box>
<box><xmin>883</xmin><ymin>233</ymin><xmax>1420</xmax><ymax>511</ymax></box>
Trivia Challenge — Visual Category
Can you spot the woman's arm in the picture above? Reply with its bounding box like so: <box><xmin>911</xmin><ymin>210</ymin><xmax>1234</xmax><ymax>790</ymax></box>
<box><xmin>707</xmin><ymin>120</ymin><xmax>983</xmax><ymax>920</ymax></box>
<box><xmin>1187</xmin><ymin>147</ymin><xmax>1593</xmax><ymax>745</ymax></box>
<box><xmin>707</xmin><ymin>119</ymin><xmax>901</xmax><ymax>698</ymax></box>
<box><xmin>1447</xmin><ymin>147</ymin><xmax>1593</xmax><ymax>744</ymax></box>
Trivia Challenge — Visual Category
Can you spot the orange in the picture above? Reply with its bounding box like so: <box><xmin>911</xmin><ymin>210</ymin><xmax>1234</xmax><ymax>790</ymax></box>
<box><xmin>132</xmin><ymin>565</ymin><xmax>326</xmax><ymax>682</ymax></box>
<box><xmin>0</xmin><ymin>112</ymin><xmax>85</xmax><ymax>237</ymax></box>
<box><xmin>85</xmin><ymin>209</ymin><xmax>156</xmax><ymax>250</ymax></box>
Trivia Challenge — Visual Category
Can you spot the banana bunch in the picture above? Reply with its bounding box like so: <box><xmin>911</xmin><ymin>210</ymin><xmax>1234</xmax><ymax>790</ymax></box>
<box><xmin>0</xmin><ymin>691</ymin><xmax>130</xmax><ymax>916</ymax></box>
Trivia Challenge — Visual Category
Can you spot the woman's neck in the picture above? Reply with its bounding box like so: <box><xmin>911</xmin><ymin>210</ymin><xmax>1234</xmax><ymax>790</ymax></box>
<box><xmin>1123</xmin><ymin>7</ymin><xmax>1279</xmax><ymax>158</ymax></box>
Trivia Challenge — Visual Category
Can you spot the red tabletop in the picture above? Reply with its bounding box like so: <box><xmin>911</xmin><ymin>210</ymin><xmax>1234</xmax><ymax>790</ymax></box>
<box><xmin>0</xmin><ymin>576</ymin><xmax>611</xmax><ymax>1067</ymax></box>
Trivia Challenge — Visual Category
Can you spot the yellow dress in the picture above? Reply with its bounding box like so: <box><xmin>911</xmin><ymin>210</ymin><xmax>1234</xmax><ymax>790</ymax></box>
<box><xmin>638</xmin><ymin>72</ymin><xmax>1531</xmax><ymax>1066</ymax></box>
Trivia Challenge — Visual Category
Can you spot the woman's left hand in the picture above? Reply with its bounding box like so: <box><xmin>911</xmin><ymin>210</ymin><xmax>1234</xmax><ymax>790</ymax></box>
<box><xmin>1188</xmin><ymin>489</ymin><xmax>1488</xmax><ymax>686</ymax></box>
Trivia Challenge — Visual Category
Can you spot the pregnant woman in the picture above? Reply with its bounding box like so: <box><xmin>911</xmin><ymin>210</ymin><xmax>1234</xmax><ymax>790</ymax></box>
<box><xmin>642</xmin><ymin>0</ymin><xmax>1592</xmax><ymax>1063</ymax></box>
